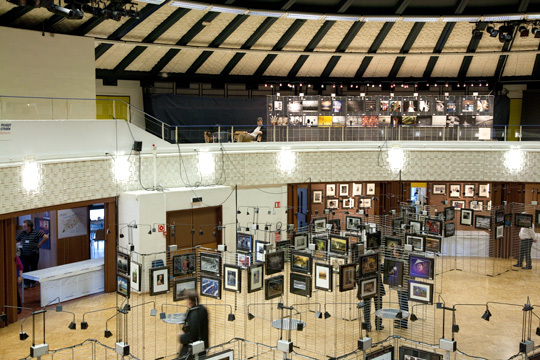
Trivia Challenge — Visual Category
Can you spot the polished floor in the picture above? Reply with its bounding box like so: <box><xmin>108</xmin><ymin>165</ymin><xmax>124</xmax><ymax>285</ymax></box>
<box><xmin>1</xmin><ymin>259</ymin><xmax>539</xmax><ymax>360</ymax></box>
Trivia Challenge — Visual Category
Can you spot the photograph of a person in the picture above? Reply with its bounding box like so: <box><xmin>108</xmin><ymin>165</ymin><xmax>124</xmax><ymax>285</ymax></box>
<box><xmin>236</xmin><ymin>233</ymin><xmax>253</xmax><ymax>253</ymax></box>
<box><xmin>326</xmin><ymin>184</ymin><xmax>336</xmax><ymax>197</ymax></box>
<box><xmin>464</xmin><ymin>184</ymin><xmax>475</xmax><ymax>197</ymax></box>
<box><xmin>255</xmin><ymin>240</ymin><xmax>268</xmax><ymax>262</ymax></box>
<box><xmin>223</xmin><ymin>265</ymin><xmax>241</xmax><ymax>293</ymax></box>
<box><xmin>342</xmin><ymin>198</ymin><xmax>354</xmax><ymax>209</ymax></box>
<box><xmin>173</xmin><ymin>277</ymin><xmax>197</xmax><ymax>301</ymax></box>
<box><xmin>248</xmin><ymin>263</ymin><xmax>264</xmax><ymax>293</ymax></box>
<box><xmin>173</xmin><ymin>253</ymin><xmax>196</xmax><ymax>277</ymax></box>
<box><xmin>383</xmin><ymin>258</ymin><xmax>403</xmax><ymax>287</ymax></box>
<box><xmin>409</xmin><ymin>255</ymin><xmax>434</xmax><ymax>279</ymax></box>
<box><xmin>150</xmin><ymin>266</ymin><xmax>169</xmax><ymax>296</ymax></box>
<box><xmin>449</xmin><ymin>184</ymin><xmax>461</xmax><ymax>197</ymax></box>
<box><xmin>352</xmin><ymin>183</ymin><xmax>363</xmax><ymax>196</ymax></box>
<box><xmin>479</xmin><ymin>184</ymin><xmax>490</xmax><ymax>197</ymax></box>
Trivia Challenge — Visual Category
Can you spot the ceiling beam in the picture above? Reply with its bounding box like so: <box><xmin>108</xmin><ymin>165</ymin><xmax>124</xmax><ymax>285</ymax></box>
<box><xmin>280</xmin><ymin>0</ymin><xmax>297</xmax><ymax>11</ymax></box>
<box><xmin>458</xmin><ymin>22</ymin><xmax>488</xmax><ymax>78</ymax></box>
<box><xmin>0</xmin><ymin>6</ymin><xmax>33</xmax><ymax>26</ymax></box>
<box><xmin>388</xmin><ymin>22</ymin><xmax>425</xmax><ymax>79</ymax></box>
<box><xmin>336</xmin><ymin>0</ymin><xmax>354</xmax><ymax>13</ymax></box>
<box><xmin>395</xmin><ymin>0</ymin><xmax>412</xmax><ymax>15</ymax></box>
<box><xmin>320</xmin><ymin>56</ymin><xmax>342</xmax><ymax>78</ymax></box>
<box><xmin>518</xmin><ymin>0</ymin><xmax>530</xmax><ymax>12</ymax></box>
<box><xmin>369</xmin><ymin>22</ymin><xmax>394</xmax><ymax>53</ymax></box>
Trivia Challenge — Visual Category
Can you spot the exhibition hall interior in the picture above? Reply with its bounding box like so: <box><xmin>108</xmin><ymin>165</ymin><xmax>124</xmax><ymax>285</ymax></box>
<box><xmin>2</xmin><ymin>0</ymin><xmax>540</xmax><ymax>359</ymax></box>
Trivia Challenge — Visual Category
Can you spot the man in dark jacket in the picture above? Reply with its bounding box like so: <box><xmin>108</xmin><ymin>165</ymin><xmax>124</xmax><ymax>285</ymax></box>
<box><xmin>179</xmin><ymin>291</ymin><xmax>209</xmax><ymax>360</ymax></box>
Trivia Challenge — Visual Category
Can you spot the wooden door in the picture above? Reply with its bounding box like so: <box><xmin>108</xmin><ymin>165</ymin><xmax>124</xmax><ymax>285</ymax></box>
<box><xmin>166</xmin><ymin>206</ymin><xmax>223</xmax><ymax>250</ymax></box>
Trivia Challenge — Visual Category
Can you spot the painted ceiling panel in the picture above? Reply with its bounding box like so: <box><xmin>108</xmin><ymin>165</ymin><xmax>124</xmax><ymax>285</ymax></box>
<box><xmin>263</xmin><ymin>54</ymin><xmax>301</xmax><ymax>76</ymax></box>
<box><xmin>125</xmin><ymin>46</ymin><xmax>171</xmax><ymax>72</ymax></box>
<box><xmin>442</xmin><ymin>22</ymin><xmax>475</xmax><ymax>53</ymax></box>
<box><xmin>282</xmin><ymin>19</ymin><xmax>325</xmax><ymax>51</ymax></box>
<box><xmin>155</xmin><ymin>9</ymin><xmax>204</xmax><ymax>44</ymax></box>
<box><xmin>397</xmin><ymin>56</ymin><xmax>431</xmax><ymax>78</ymax></box>
<box><xmin>296</xmin><ymin>54</ymin><xmax>335</xmax><ymax>77</ymax></box>
<box><xmin>14</xmin><ymin>7</ymin><xmax>59</xmax><ymax>27</ymax></box>
<box><xmin>511</xmin><ymin>36</ymin><xmax>540</xmax><ymax>51</ymax></box>
<box><xmin>314</xmin><ymin>21</ymin><xmax>353</xmax><ymax>52</ymax></box>
<box><xmin>476</xmin><ymin>33</ymin><xmax>504</xmax><ymax>52</ymax></box>
<box><xmin>346</xmin><ymin>22</ymin><xmax>384</xmax><ymax>53</ymax></box>
<box><xmin>329</xmin><ymin>56</ymin><xmax>364</xmax><ymax>78</ymax></box>
<box><xmin>377</xmin><ymin>22</ymin><xmax>414</xmax><ymax>53</ymax></box>
<box><xmin>53</xmin><ymin>14</ymin><xmax>95</xmax><ymax>33</ymax></box>
<box><xmin>502</xmin><ymin>53</ymin><xmax>536</xmax><ymax>77</ymax></box>
<box><xmin>122</xmin><ymin>5</ymin><xmax>178</xmax><ymax>42</ymax></box>
<box><xmin>229</xmin><ymin>52</ymin><xmax>267</xmax><ymax>75</ymax></box>
<box><xmin>189</xmin><ymin>12</ymin><xmax>236</xmax><ymax>47</ymax></box>
<box><xmin>220</xmin><ymin>15</ymin><xmax>266</xmax><ymax>49</ymax></box>
<box><xmin>363</xmin><ymin>56</ymin><xmax>396</xmax><ymax>78</ymax></box>
<box><xmin>0</xmin><ymin>1</ymin><xmax>16</xmax><ymax>14</ymax></box>
<box><xmin>161</xmin><ymin>48</ymin><xmax>203</xmax><ymax>73</ymax></box>
<box><xmin>95</xmin><ymin>43</ymin><xmax>137</xmax><ymax>69</ymax></box>
<box><xmin>409</xmin><ymin>22</ymin><xmax>446</xmax><ymax>53</ymax></box>
<box><xmin>466</xmin><ymin>54</ymin><xmax>499</xmax><ymax>77</ymax></box>
<box><xmin>196</xmin><ymin>51</ymin><xmax>237</xmax><ymax>74</ymax></box>
<box><xmin>86</xmin><ymin>16</ymin><xmax>130</xmax><ymax>39</ymax></box>
<box><xmin>251</xmin><ymin>18</ymin><xmax>296</xmax><ymax>50</ymax></box>
<box><xmin>431</xmin><ymin>55</ymin><xmax>465</xmax><ymax>77</ymax></box>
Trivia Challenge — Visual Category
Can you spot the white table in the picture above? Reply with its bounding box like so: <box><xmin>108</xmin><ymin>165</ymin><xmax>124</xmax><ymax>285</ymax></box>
<box><xmin>22</xmin><ymin>258</ymin><xmax>104</xmax><ymax>307</ymax></box>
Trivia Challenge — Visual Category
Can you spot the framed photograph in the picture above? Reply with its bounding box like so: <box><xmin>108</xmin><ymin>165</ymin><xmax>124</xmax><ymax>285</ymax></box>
<box><xmin>339</xmin><ymin>264</ymin><xmax>356</xmax><ymax>292</ymax></box>
<box><xmin>475</xmin><ymin>215</ymin><xmax>491</xmax><ymax>230</ymax></box>
<box><xmin>515</xmin><ymin>213</ymin><xmax>533</xmax><ymax>228</ymax></box>
<box><xmin>265</xmin><ymin>275</ymin><xmax>284</xmax><ymax>300</ymax></box>
<box><xmin>464</xmin><ymin>184</ymin><xmax>475</xmax><ymax>197</ymax></box>
<box><xmin>312</xmin><ymin>190</ymin><xmax>323</xmax><ymax>204</ymax></box>
<box><xmin>339</xmin><ymin>184</ymin><xmax>349</xmax><ymax>196</ymax></box>
<box><xmin>408</xmin><ymin>280</ymin><xmax>434</xmax><ymax>304</ymax></box>
<box><xmin>366</xmin><ymin>183</ymin><xmax>376</xmax><ymax>195</ymax></box>
<box><xmin>314</xmin><ymin>263</ymin><xmax>333</xmax><ymax>291</ymax></box>
<box><xmin>444</xmin><ymin>207</ymin><xmax>455</xmax><ymax>222</ymax></box>
<box><xmin>237</xmin><ymin>253</ymin><xmax>251</xmax><ymax>268</ymax></box>
<box><xmin>200</xmin><ymin>276</ymin><xmax>221</xmax><ymax>299</ymax></box>
<box><xmin>200</xmin><ymin>253</ymin><xmax>221</xmax><ymax>276</ymax></box>
<box><xmin>496</xmin><ymin>209</ymin><xmax>505</xmax><ymax>226</ymax></box>
<box><xmin>432</xmin><ymin>184</ymin><xmax>446</xmax><ymax>195</ymax></box>
<box><xmin>358</xmin><ymin>198</ymin><xmax>372</xmax><ymax>208</ymax></box>
<box><xmin>254</xmin><ymin>240</ymin><xmax>268</xmax><ymax>263</ymax></box>
<box><xmin>330</xmin><ymin>255</ymin><xmax>346</xmax><ymax>273</ymax></box>
<box><xmin>237</xmin><ymin>233</ymin><xmax>253</xmax><ymax>253</ymax></box>
<box><xmin>408</xmin><ymin>220</ymin><xmax>423</xmax><ymax>234</ymax></box>
<box><xmin>345</xmin><ymin>216</ymin><xmax>362</xmax><ymax>231</ymax></box>
<box><xmin>460</xmin><ymin>209</ymin><xmax>473</xmax><ymax>226</ymax></box>
<box><xmin>117</xmin><ymin>274</ymin><xmax>130</xmax><ymax>298</ymax></box>
<box><xmin>223</xmin><ymin>265</ymin><xmax>241</xmax><ymax>293</ymax></box>
<box><xmin>201</xmin><ymin>349</ymin><xmax>234</xmax><ymax>360</ymax></box>
<box><xmin>173</xmin><ymin>277</ymin><xmax>197</xmax><ymax>301</ymax></box>
<box><xmin>313</xmin><ymin>217</ymin><xmax>327</xmax><ymax>232</ymax></box>
<box><xmin>130</xmin><ymin>261</ymin><xmax>141</xmax><ymax>292</ymax></box>
<box><xmin>470</xmin><ymin>200</ymin><xmax>483</xmax><ymax>211</ymax></box>
<box><xmin>150</xmin><ymin>266</ymin><xmax>169</xmax><ymax>296</ymax></box>
<box><xmin>359</xmin><ymin>277</ymin><xmax>377</xmax><ymax>299</ymax></box>
<box><xmin>452</xmin><ymin>200</ymin><xmax>465</xmax><ymax>210</ymax></box>
<box><xmin>328</xmin><ymin>219</ymin><xmax>341</xmax><ymax>232</ymax></box>
<box><xmin>409</xmin><ymin>255</ymin><xmax>434</xmax><ymax>280</ymax></box>
<box><xmin>313</xmin><ymin>236</ymin><xmax>328</xmax><ymax>251</ymax></box>
<box><xmin>425</xmin><ymin>236</ymin><xmax>442</xmax><ymax>253</ymax></box>
<box><xmin>292</xmin><ymin>232</ymin><xmax>307</xmax><ymax>250</ymax></box>
<box><xmin>117</xmin><ymin>252</ymin><xmax>130</xmax><ymax>275</ymax></box>
<box><xmin>384</xmin><ymin>236</ymin><xmax>403</xmax><ymax>250</ymax></box>
<box><xmin>329</xmin><ymin>235</ymin><xmax>348</xmax><ymax>254</ymax></box>
<box><xmin>327</xmin><ymin>199</ymin><xmax>339</xmax><ymax>209</ymax></box>
<box><xmin>449</xmin><ymin>184</ymin><xmax>461</xmax><ymax>198</ymax></box>
<box><xmin>172</xmin><ymin>253</ymin><xmax>196</xmax><ymax>277</ymax></box>
<box><xmin>383</xmin><ymin>258</ymin><xmax>403</xmax><ymax>287</ymax></box>
<box><xmin>478</xmin><ymin>184</ymin><xmax>490</xmax><ymax>197</ymax></box>
<box><xmin>496</xmin><ymin>225</ymin><xmax>504</xmax><ymax>239</ymax></box>
<box><xmin>406</xmin><ymin>234</ymin><xmax>425</xmax><ymax>252</ymax></box>
<box><xmin>248</xmin><ymin>263</ymin><xmax>264</xmax><ymax>293</ymax></box>
<box><xmin>342</xmin><ymin>198</ymin><xmax>355</xmax><ymax>209</ymax></box>
<box><xmin>425</xmin><ymin>218</ymin><xmax>443</xmax><ymax>236</ymax></box>
<box><xmin>326</xmin><ymin>184</ymin><xmax>336</xmax><ymax>197</ymax></box>
<box><xmin>360</xmin><ymin>253</ymin><xmax>378</xmax><ymax>277</ymax></box>
<box><xmin>290</xmin><ymin>273</ymin><xmax>312</xmax><ymax>297</ymax></box>
<box><xmin>352</xmin><ymin>183</ymin><xmax>363</xmax><ymax>196</ymax></box>
<box><xmin>444</xmin><ymin>222</ymin><xmax>455</xmax><ymax>237</ymax></box>
<box><xmin>291</xmin><ymin>251</ymin><xmax>312</xmax><ymax>274</ymax></box>
<box><xmin>504</xmin><ymin>213</ymin><xmax>513</xmax><ymax>227</ymax></box>
<box><xmin>366</xmin><ymin>231</ymin><xmax>381</xmax><ymax>250</ymax></box>
<box><xmin>266</xmin><ymin>251</ymin><xmax>285</xmax><ymax>275</ymax></box>
<box><xmin>399</xmin><ymin>346</ymin><xmax>442</xmax><ymax>360</ymax></box>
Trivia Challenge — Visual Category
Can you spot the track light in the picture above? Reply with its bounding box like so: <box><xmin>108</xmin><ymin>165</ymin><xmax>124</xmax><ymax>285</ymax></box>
<box><xmin>410</xmin><ymin>313</ymin><xmax>418</xmax><ymax>322</ymax></box>
<box><xmin>498</xmin><ymin>25</ymin><xmax>513</xmax><ymax>42</ymax></box>
<box><xmin>104</xmin><ymin>329</ymin><xmax>113</xmax><ymax>338</ymax></box>
<box><xmin>237</xmin><ymin>210</ymin><xmax>241</xmax><ymax>214</ymax></box>
<box><xmin>296</xmin><ymin>322</ymin><xmax>304</xmax><ymax>331</ymax></box>
<box><xmin>395</xmin><ymin>310</ymin><xmax>403</xmax><ymax>319</ymax></box>
<box><xmin>452</xmin><ymin>324</ymin><xmax>459</xmax><ymax>333</ymax></box>
<box><xmin>19</xmin><ymin>332</ymin><xmax>29</xmax><ymax>341</ymax></box>
<box><xmin>536</xmin><ymin>326</ymin><xmax>540</xmax><ymax>336</ymax></box>
<box><xmin>119</xmin><ymin>233</ymin><xmax>124</xmax><ymax>238</ymax></box>
<box><xmin>481</xmin><ymin>307</ymin><xmax>492</xmax><ymax>321</ymax></box>
<box><xmin>533</xmin><ymin>27</ymin><xmax>540</xmax><ymax>38</ymax></box>
<box><xmin>150</xmin><ymin>309</ymin><xmax>157</xmax><ymax>316</ymax></box>
<box><xmin>324</xmin><ymin>311</ymin><xmax>331</xmax><ymax>319</ymax></box>
<box><xmin>212</xmin><ymin>231</ymin><xmax>216</xmax><ymax>237</ymax></box>
<box><xmin>147</xmin><ymin>230</ymin><xmax>152</xmax><ymax>235</ymax></box>
<box><xmin>228</xmin><ymin>313</ymin><xmax>235</xmax><ymax>322</ymax></box>
<box><xmin>315</xmin><ymin>311</ymin><xmax>322</xmax><ymax>319</ymax></box>
<box><xmin>486</xmin><ymin>25</ymin><xmax>498</xmax><ymax>37</ymax></box>
<box><xmin>519</xmin><ymin>26</ymin><xmax>529</xmax><ymax>37</ymax></box>
<box><xmin>199</xmin><ymin>229</ymin><xmax>203</xmax><ymax>236</ymax></box>
<box><xmin>68</xmin><ymin>321</ymin><xmax>76</xmax><ymax>330</ymax></box>
<box><xmin>246</xmin><ymin>211</ymin><xmax>250</xmax><ymax>215</ymax></box>
<box><xmin>245</xmin><ymin>227</ymin><xmax>249</xmax><ymax>232</ymax></box>
<box><xmin>81</xmin><ymin>321</ymin><xmax>88</xmax><ymax>330</ymax></box>
<box><xmin>248</xmin><ymin>313</ymin><xmax>255</xmax><ymax>320</ymax></box>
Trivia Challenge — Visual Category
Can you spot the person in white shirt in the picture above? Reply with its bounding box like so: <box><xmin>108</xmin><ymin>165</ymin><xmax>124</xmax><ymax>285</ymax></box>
<box><xmin>514</xmin><ymin>212</ymin><xmax>538</xmax><ymax>269</ymax></box>
<box><xmin>237</xmin><ymin>117</ymin><xmax>263</xmax><ymax>142</ymax></box>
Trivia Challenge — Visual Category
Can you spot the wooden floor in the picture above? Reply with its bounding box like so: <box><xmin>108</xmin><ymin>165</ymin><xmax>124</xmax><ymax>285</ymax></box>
<box><xmin>1</xmin><ymin>260</ymin><xmax>539</xmax><ymax>360</ymax></box>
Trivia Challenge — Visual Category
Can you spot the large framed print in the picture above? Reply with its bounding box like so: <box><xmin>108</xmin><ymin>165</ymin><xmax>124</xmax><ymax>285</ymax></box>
<box><xmin>408</xmin><ymin>220</ymin><xmax>422</xmax><ymax>234</ymax></box>
<box><xmin>339</xmin><ymin>183</ymin><xmax>349</xmax><ymax>196</ymax></box>
<box><xmin>444</xmin><ymin>207</ymin><xmax>455</xmax><ymax>222</ymax></box>
<box><xmin>312</xmin><ymin>190</ymin><xmax>323</xmax><ymax>204</ymax></box>
<box><xmin>248</xmin><ymin>264</ymin><xmax>264</xmax><ymax>293</ymax></box>
<box><xmin>314</xmin><ymin>263</ymin><xmax>333</xmax><ymax>291</ymax></box>
<box><xmin>290</xmin><ymin>273</ymin><xmax>312</xmax><ymax>297</ymax></box>
<box><xmin>460</xmin><ymin>209</ymin><xmax>473</xmax><ymax>226</ymax></box>
<box><xmin>452</xmin><ymin>200</ymin><xmax>465</xmax><ymax>210</ymax></box>
<box><xmin>200</xmin><ymin>276</ymin><xmax>221</xmax><ymax>299</ymax></box>
<box><xmin>172</xmin><ymin>253</ymin><xmax>196</xmax><ymax>277</ymax></box>
<box><xmin>150</xmin><ymin>266</ymin><xmax>169</xmax><ymax>296</ymax></box>
<box><xmin>266</xmin><ymin>251</ymin><xmax>285</xmax><ymax>275</ymax></box>
<box><xmin>130</xmin><ymin>261</ymin><xmax>141</xmax><ymax>292</ymax></box>
<box><xmin>339</xmin><ymin>264</ymin><xmax>356</xmax><ymax>292</ymax></box>
<box><xmin>329</xmin><ymin>235</ymin><xmax>348</xmax><ymax>254</ymax></box>
<box><xmin>313</xmin><ymin>236</ymin><xmax>328</xmax><ymax>252</ymax></box>
<box><xmin>293</xmin><ymin>233</ymin><xmax>308</xmax><ymax>250</ymax></box>
<box><xmin>399</xmin><ymin>346</ymin><xmax>442</xmax><ymax>360</ymax></box>
<box><xmin>425</xmin><ymin>236</ymin><xmax>442</xmax><ymax>253</ymax></box>
<box><xmin>464</xmin><ymin>184</ymin><xmax>475</xmax><ymax>197</ymax></box>
<box><xmin>255</xmin><ymin>240</ymin><xmax>268</xmax><ymax>263</ymax></box>
<box><xmin>366</xmin><ymin>346</ymin><xmax>394</xmax><ymax>360</ymax></box>
<box><xmin>237</xmin><ymin>253</ymin><xmax>251</xmax><ymax>268</ymax></box>
<box><xmin>384</xmin><ymin>236</ymin><xmax>403</xmax><ymax>250</ymax></box>
<box><xmin>313</xmin><ymin>217</ymin><xmax>327</xmax><ymax>232</ymax></box>
<box><xmin>346</xmin><ymin>216</ymin><xmax>362</xmax><ymax>231</ymax></box>
<box><xmin>201</xmin><ymin>349</ymin><xmax>234</xmax><ymax>360</ymax></box>
<box><xmin>326</xmin><ymin>184</ymin><xmax>336</xmax><ymax>197</ymax></box>
<box><xmin>117</xmin><ymin>274</ymin><xmax>130</xmax><ymax>298</ymax></box>
<box><xmin>432</xmin><ymin>184</ymin><xmax>446</xmax><ymax>195</ymax></box>
<box><xmin>327</xmin><ymin>199</ymin><xmax>339</xmax><ymax>209</ymax></box>
<box><xmin>366</xmin><ymin>231</ymin><xmax>381</xmax><ymax>250</ymax></box>
<box><xmin>291</xmin><ymin>251</ymin><xmax>312</xmax><ymax>274</ymax></box>
<box><xmin>359</xmin><ymin>277</ymin><xmax>377</xmax><ymax>299</ymax></box>
<box><xmin>478</xmin><ymin>184</ymin><xmax>490</xmax><ymax>197</ymax></box>
<box><xmin>237</xmin><ymin>233</ymin><xmax>253</xmax><ymax>253</ymax></box>
<box><xmin>515</xmin><ymin>213</ymin><xmax>533</xmax><ymax>228</ymax></box>
<box><xmin>352</xmin><ymin>183</ymin><xmax>363</xmax><ymax>196</ymax></box>
<box><xmin>409</xmin><ymin>255</ymin><xmax>434</xmax><ymax>280</ymax></box>
<box><xmin>444</xmin><ymin>222</ymin><xmax>455</xmax><ymax>237</ymax></box>
<box><xmin>406</xmin><ymin>234</ymin><xmax>425</xmax><ymax>252</ymax></box>
<box><xmin>408</xmin><ymin>280</ymin><xmax>434</xmax><ymax>304</ymax></box>
<box><xmin>223</xmin><ymin>265</ymin><xmax>241</xmax><ymax>293</ymax></box>
<box><xmin>383</xmin><ymin>258</ymin><xmax>403</xmax><ymax>287</ymax></box>
<box><xmin>360</xmin><ymin>253</ymin><xmax>378</xmax><ymax>277</ymax></box>
<box><xmin>424</xmin><ymin>218</ymin><xmax>443</xmax><ymax>236</ymax></box>
<box><xmin>342</xmin><ymin>198</ymin><xmax>355</xmax><ymax>209</ymax></box>
<box><xmin>449</xmin><ymin>184</ymin><xmax>461</xmax><ymax>198</ymax></box>
<box><xmin>265</xmin><ymin>275</ymin><xmax>284</xmax><ymax>300</ymax></box>
<box><xmin>366</xmin><ymin>183</ymin><xmax>376</xmax><ymax>195</ymax></box>
<box><xmin>475</xmin><ymin>215</ymin><xmax>491</xmax><ymax>230</ymax></box>
<box><xmin>496</xmin><ymin>225</ymin><xmax>504</xmax><ymax>239</ymax></box>
<box><xmin>359</xmin><ymin>198</ymin><xmax>372</xmax><ymax>208</ymax></box>
<box><xmin>496</xmin><ymin>209</ymin><xmax>505</xmax><ymax>225</ymax></box>
<box><xmin>117</xmin><ymin>252</ymin><xmax>130</xmax><ymax>275</ymax></box>
<box><xmin>470</xmin><ymin>200</ymin><xmax>483</xmax><ymax>211</ymax></box>
<box><xmin>173</xmin><ymin>277</ymin><xmax>197</xmax><ymax>301</ymax></box>
<box><xmin>200</xmin><ymin>253</ymin><xmax>221</xmax><ymax>276</ymax></box>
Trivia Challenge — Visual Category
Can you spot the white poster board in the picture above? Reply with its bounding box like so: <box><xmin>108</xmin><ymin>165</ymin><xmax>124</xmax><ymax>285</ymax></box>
<box><xmin>58</xmin><ymin>207</ymin><xmax>87</xmax><ymax>239</ymax></box>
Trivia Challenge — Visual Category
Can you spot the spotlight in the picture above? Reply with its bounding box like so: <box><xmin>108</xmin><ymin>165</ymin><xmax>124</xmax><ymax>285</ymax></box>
<box><xmin>245</xmin><ymin>227</ymin><xmax>249</xmax><ymax>232</ymax></box>
<box><xmin>395</xmin><ymin>310</ymin><xmax>403</xmax><ymax>319</ymax></box>
<box><xmin>199</xmin><ymin>229</ymin><xmax>203</xmax><ymax>236</ymax></box>
<box><xmin>486</xmin><ymin>26</ymin><xmax>498</xmax><ymax>37</ymax></box>
<box><xmin>361</xmin><ymin>322</ymin><xmax>369</xmax><ymax>330</ymax></box>
<box><xmin>81</xmin><ymin>321</ymin><xmax>88</xmax><ymax>330</ymax></box>
<box><xmin>228</xmin><ymin>313</ymin><xmax>235</xmax><ymax>322</ymax></box>
<box><xmin>452</xmin><ymin>324</ymin><xmax>459</xmax><ymax>333</ymax></box>
<box><xmin>19</xmin><ymin>332</ymin><xmax>29</xmax><ymax>341</ymax></box>
<box><xmin>481</xmin><ymin>308</ymin><xmax>492</xmax><ymax>321</ymax></box>
<box><xmin>410</xmin><ymin>313</ymin><xmax>418</xmax><ymax>322</ymax></box>
<box><xmin>104</xmin><ymin>329</ymin><xmax>113</xmax><ymax>338</ymax></box>
<box><xmin>315</xmin><ymin>311</ymin><xmax>322</xmax><ymax>319</ymax></box>
<box><xmin>190</xmin><ymin>228</ymin><xmax>195</xmax><ymax>235</ymax></box>
<box><xmin>296</xmin><ymin>322</ymin><xmax>304</xmax><ymax>331</ymax></box>
<box><xmin>119</xmin><ymin>233</ymin><xmax>124</xmax><ymax>238</ymax></box>
<box><xmin>264</xmin><ymin>226</ymin><xmax>269</xmax><ymax>231</ymax></box>
<box><xmin>147</xmin><ymin>230</ymin><xmax>152</xmax><ymax>235</ymax></box>
<box><xmin>536</xmin><ymin>326</ymin><xmax>540</xmax><ymax>336</ymax></box>
<box><xmin>150</xmin><ymin>309</ymin><xmax>157</xmax><ymax>316</ymax></box>
<box><xmin>68</xmin><ymin>321</ymin><xmax>76</xmax><ymax>330</ymax></box>
<box><xmin>212</xmin><ymin>231</ymin><xmax>216</xmax><ymax>237</ymax></box>
<box><xmin>519</xmin><ymin>26</ymin><xmax>529</xmax><ymax>37</ymax></box>
<box><xmin>237</xmin><ymin>210</ymin><xmax>241</xmax><ymax>214</ymax></box>
<box><xmin>324</xmin><ymin>311</ymin><xmax>331</xmax><ymax>319</ymax></box>
<box><xmin>498</xmin><ymin>25</ymin><xmax>513</xmax><ymax>42</ymax></box>
<box><xmin>248</xmin><ymin>313</ymin><xmax>255</xmax><ymax>320</ymax></box>
<box><xmin>533</xmin><ymin>27</ymin><xmax>540</xmax><ymax>38</ymax></box>
<box><xmin>246</xmin><ymin>211</ymin><xmax>250</xmax><ymax>215</ymax></box>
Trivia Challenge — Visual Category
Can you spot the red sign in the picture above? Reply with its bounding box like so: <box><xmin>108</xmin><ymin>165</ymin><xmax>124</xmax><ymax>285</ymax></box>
<box><xmin>274</xmin><ymin>201</ymin><xmax>280</xmax><ymax>208</ymax></box>
<box><xmin>274</xmin><ymin>231</ymin><xmax>281</xmax><ymax>242</ymax></box>
<box><xmin>158</xmin><ymin>224</ymin><xmax>165</xmax><ymax>232</ymax></box>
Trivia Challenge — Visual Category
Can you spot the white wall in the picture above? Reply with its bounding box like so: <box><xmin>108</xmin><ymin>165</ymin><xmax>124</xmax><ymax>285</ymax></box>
<box><xmin>0</xmin><ymin>27</ymin><xmax>96</xmax><ymax>119</ymax></box>
<box><xmin>95</xmin><ymin>79</ymin><xmax>145</xmax><ymax>128</ymax></box>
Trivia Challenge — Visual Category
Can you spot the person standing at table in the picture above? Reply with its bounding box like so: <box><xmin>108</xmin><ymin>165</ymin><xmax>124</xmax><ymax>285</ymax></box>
<box><xmin>16</xmin><ymin>220</ymin><xmax>48</xmax><ymax>288</ymax></box>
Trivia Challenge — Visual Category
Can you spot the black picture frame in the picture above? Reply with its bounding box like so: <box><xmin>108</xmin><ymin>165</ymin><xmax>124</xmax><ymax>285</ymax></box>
<box><xmin>399</xmin><ymin>346</ymin><xmax>442</xmax><ymax>360</ymax></box>
<box><xmin>116</xmin><ymin>252</ymin><xmax>130</xmax><ymax>275</ymax></box>
<box><xmin>366</xmin><ymin>346</ymin><xmax>394</xmax><ymax>360</ymax></box>
<box><xmin>424</xmin><ymin>218</ymin><xmax>443</xmax><ymax>236</ymax></box>
<box><xmin>291</xmin><ymin>251</ymin><xmax>312</xmax><ymax>274</ymax></box>
<box><xmin>339</xmin><ymin>263</ymin><xmax>356</xmax><ymax>292</ymax></box>
<box><xmin>536</xmin><ymin>210</ymin><xmax>540</xmax><ymax>227</ymax></box>
<box><xmin>200</xmin><ymin>252</ymin><xmax>222</xmax><ymax>277</ymax></box>
<box><xmin>172</xmin><ymin>253</ymin><xmax>196</xmax><ymax>277</ymax></box>
<box><xmin>290</xmin><ymin>273</ymin><xmax>312</xmax><ymax>297</ymax></box>
<box><xmin>237</xmin><ymin>232</ymin><xmax>253</xmax><ymax>253</ymax></box>
<box><xmin>117</xmin><ymin>274</ymin><xmax>130</xmax><ymax>298</ymax></box>
<box><xmin>383</xmin><ymin>258</ymin><xmax>403</xmax><ymax>287</ymax></box>
<box><xmin>496</xmin><ymin>209</ymin><xmax>505</xmax><ymax>225</ymax></box>
<box><xmin>314</xmin><ymin>263</ymin><xmax>333</xmax><ymax>291</ymax></box>
<box><xmin>223</xmin><ymin>265</ymin><xmax>242</xmax><ymax>293</ymax></box>
<box><xmin>425</xmin><ymin>236</ymin><xmax>442</xmax><ymax>253</ymax></box>
<box><xmin>406</xmin><ymin>234</ymin><xmax>425</xmax><ymax>252</ymax></box>
<box><xmin>460</xmin><ymin>209</ymin><xmax>473</xmax><ymax>226</ymax></box>
<box><xmin>329</xmin><ymin>235</ymin><xmax>348</xmax><ymax>254</ymax></box>
<box><xmin>130</xmin><ymin>261</ymin><xmax>141</xmax><ymax>292</ymax></box>
<box><xmin>408</xmin><ymin>280</ymin><xmax>434</xmax><ymax>304</ymax></box>
<box><xmin>254</xmin><ymin>240</ymin><xmax>268</xmax><ymax>263</ymax></box>
<box><xmin>359</xmin><ymin>277</ymin><xmax>377</xmax><ymax>299</ymax></box>
<box><xmin>200</xmin><ymin>349</ymin><xmax>234</xmax><ymax>360</ymax></box>
<box><xmin>313</xmin><ymin>217</ymin><xmax>327</xmax><ymax>232</ymax></box>
<box><xmin>384</xmin><ymin>236</ymin><xmax>403</xmax><ymax>250</ymax></box>
<box><xmin>475</xmin><ymin>215</ymin><xmax>492</xmax><ymax>230</ymax></box>
<box><xmin>313</xmin><ymin>236</ymin><xmax>328</xmax><ymax>252</ymax></box>
<box><xmin>366</xmin><ymin>231</ymin><xmax>381</xmax><ymax>250</ymax></box>
<box><xmin>444</xmin><ymin>222</ymin><xmax>455</xmax><ymax>237</ymax></box>
<box><xmin>293</xmin><ymin>232</ymin><xmax>308</xmax><ymax>250</ymax></box>
<box><xmin>265</xmin><ymin>251</ymin><xmax>285</xmax><ymax>275</ymax></box>
<box><xmin>444</xmin><ymin>206</ymin><xmax>455</xmax><ymax>222</ymax></box>
<box><xmin>248</xmin><ymin>263</ymin><xmax>264</xmax><ymax>293</ymax></box>
<box><xmin>409</xmin><ymin>254</ymin><xmax>435</xmax><ymax>280</ymax></box>
<box><xmin>515</xmin><ymin>213</ymin><xmax>533</xmax><ymax>228</ymax></box>
<box><xmin>200</xmin><ymin>276</ymin><xmax>221</xmax><ymax>299</ymax></box>
<box><xmin>265</xmin><ymin>275</ymin><xmax>284</xmax><ymax>300</ymax></box>
<box><xmin>150</xmin><ymin>266</ymin><xmax>169</xmax><ymax>296</ymax></box>
<box><xmin>173</xmin><ymin>277</ymin><xmax>197</xmax><ymax>301</ymax></box>
<box><xmin>345</xmin><ymin>216</ymin><xmax>363</xmax><ymax>231</ymax></box>
<box><xmin>360</xmin><ymin>253</ymin><xmax>378</xmax><ymax>277</ymax></box>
